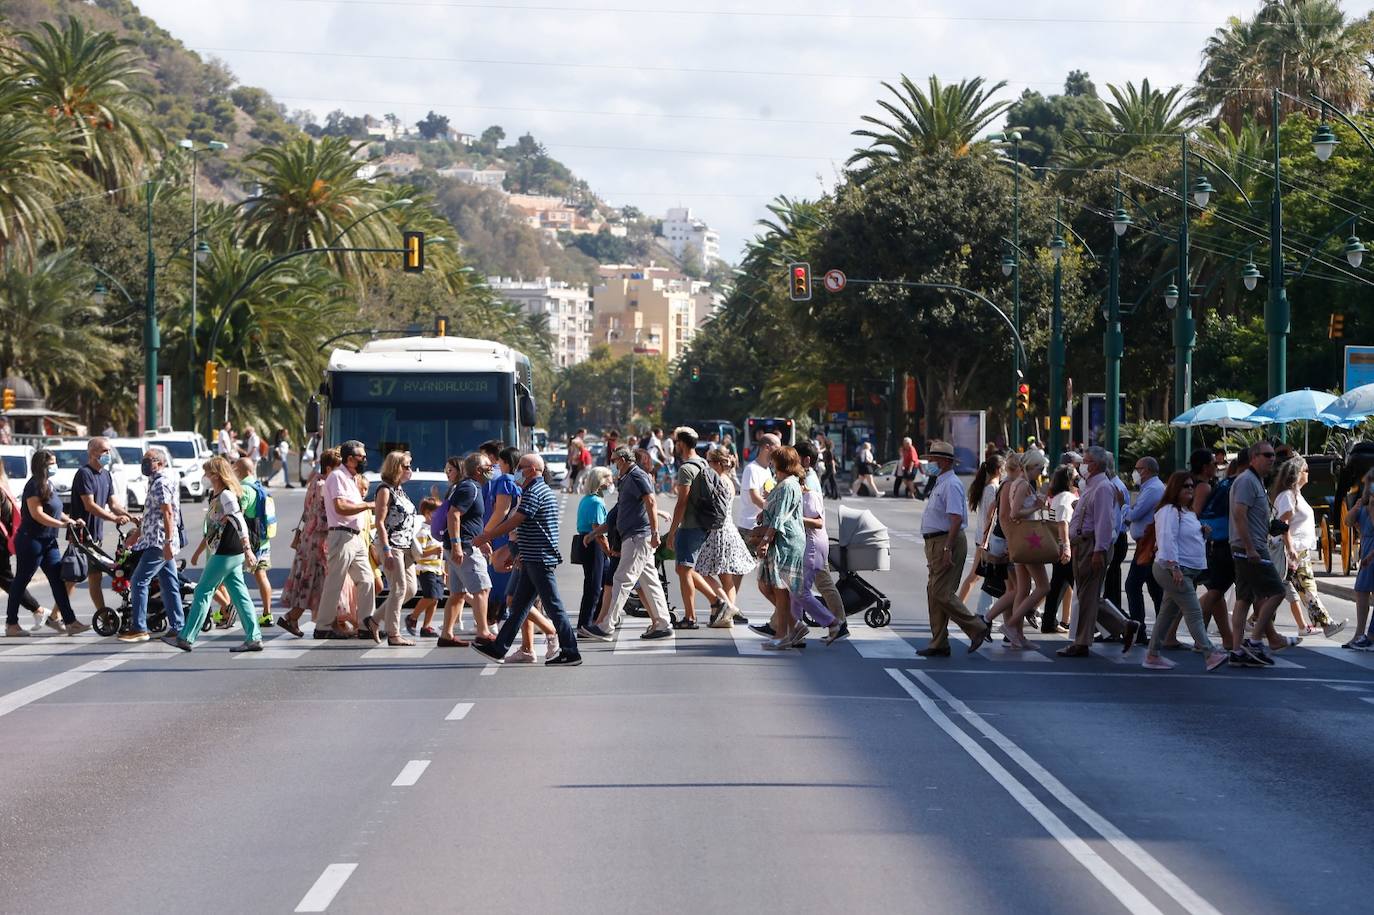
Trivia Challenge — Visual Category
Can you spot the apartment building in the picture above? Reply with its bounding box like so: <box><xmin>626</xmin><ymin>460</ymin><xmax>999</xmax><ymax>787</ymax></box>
<box><xmin>488</xmin><ymin>277</ymin><xmax>594</xmax><ymax>368</ymax></box>
<box><xmin>592</xmin><ymin>265</ymin><xmax>701</xmax><ymax>363</ymax></box>
<box><xmin>661</xmin><ymin>207</ymin><xmax>721</xmax><ymax>266</ymax></box>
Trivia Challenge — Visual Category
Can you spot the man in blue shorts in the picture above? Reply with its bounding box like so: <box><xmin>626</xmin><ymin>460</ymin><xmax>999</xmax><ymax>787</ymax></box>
<box><xmin>665</xmin><ymin>426</ymin><xmax>729</xmax><ymax>628</ymax></box>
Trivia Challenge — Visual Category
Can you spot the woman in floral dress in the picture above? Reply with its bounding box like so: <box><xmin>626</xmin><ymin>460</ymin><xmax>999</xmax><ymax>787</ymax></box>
<box><xmin>277</xmin><ymin>448</ymin><xmax>342</xmax><ymax>635</ymax></box>
<box><xmin>754</xmin><ymin>446</ymin><xmax>807</xmax><ymax>651</ymax></box>
<box><xmin>695</xmin><ymin>447</ymin><xmax>757</xmax><ymax>626</ymax></box>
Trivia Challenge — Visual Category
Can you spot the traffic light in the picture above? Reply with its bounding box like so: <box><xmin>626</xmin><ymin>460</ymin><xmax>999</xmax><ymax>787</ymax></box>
<box><xmin>435</xmin><ymin>315</ymin><xmax>448</xmax><ymax>336</ymax></box>
<box><xmin>1016</xmin><ymin>383</ymin><xmax>1030</xmax><ymax>419</ymax></box>
<box><xmin>1</xmin><ymin>387</ymin><xmax>14</xmax><ymax>411</ymax></box>
<box><xmin>203</xmin><ymin>361</ymin><xmax>218</xmax><ymax>397</ymax></box>
<box><xmin>402</xmin><ymin>230</ymin><xmax>425</xmax><ymax>273</ymax></box>
<box><xmin>690</xmin><ymin>365</ymin><xmax>701</xmax><ymax>382</ymax></box>
<box><xmin>788</xmin><ymin>262</ymin><xmax>811</xmax><ymax>302</ymax></box>
<box><xmin>1330</xmin><ymin>312</ymin><xmax>1345</xmax><ymax>339</ymax></box>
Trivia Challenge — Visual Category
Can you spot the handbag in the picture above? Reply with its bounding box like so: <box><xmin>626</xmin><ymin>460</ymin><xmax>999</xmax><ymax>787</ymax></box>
<box><xmin>1005</xmin><ymin>516</ymin><xmax>1060</xmax><ymax>564</ymax></box>
<box><xmin>1133</xmin><ymin>524</ymin><xmax>1157</xmax><ymax>566</ymax></box>
<box><xmin>743</xmin><ymin>525</ymin><xmax>769</xmax><ymax>556</ymax></box>
<box><xmin>569</xmin><ymin>532</ymin><xmax>590</xmax><ymax>566</ymax></box>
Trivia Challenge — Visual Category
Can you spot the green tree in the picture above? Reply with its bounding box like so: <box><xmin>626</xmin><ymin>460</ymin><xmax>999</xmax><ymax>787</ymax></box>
<box><xmin>0</xmin><ymin>73</ymin><xmax>77</xmax><ymax>264</ymax></box>
<box><xmin>415</xmin><ymin>110</ymin><xmax>451</xmax><ymax>141</ymax></box>
<box><xmin>1003</xmin><ymin>71</ymin><xmax>1106</xmax><ymax>169</ymax></box>
<box><xmin>847</xmin><ymin>75</ymin><xmax>1011</xmax><ymax>180</ymax></box>
<box><xmin>1062</xmin><ymin>80</ymin><xmax>1202</xmax><ymax>169</ymax></box>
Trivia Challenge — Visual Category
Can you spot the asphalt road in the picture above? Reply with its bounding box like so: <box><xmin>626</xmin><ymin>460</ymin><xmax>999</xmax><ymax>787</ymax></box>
<box><xmin>2</xmin><ymin>484</ymin><xmax>1372</xmax><ymax>914</ymax></box>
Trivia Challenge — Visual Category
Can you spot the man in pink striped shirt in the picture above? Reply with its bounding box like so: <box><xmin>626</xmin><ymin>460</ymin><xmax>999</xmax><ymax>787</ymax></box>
<box><xmin>1060</xmin><ymin>447</ymin><xmax>1140</xmax><ymax>657</ymax></box>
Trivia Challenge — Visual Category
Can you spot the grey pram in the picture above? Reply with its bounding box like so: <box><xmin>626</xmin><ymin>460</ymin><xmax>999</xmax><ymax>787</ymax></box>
<box><xmin>827</xmin><ymin>505</ymin><xmax>892</xmax><ymax>628</ymax></box>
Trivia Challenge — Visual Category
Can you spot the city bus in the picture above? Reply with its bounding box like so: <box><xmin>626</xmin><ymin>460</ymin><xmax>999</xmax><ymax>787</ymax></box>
<box><xmin>306</xmin><ymin>335</ymin><xmax>537</xmax><ymax>500</ymax></box>
<box><xmin>743</xmin><ymin>416</ymin><xmax>795</xmax><ymax>460</ymax></box>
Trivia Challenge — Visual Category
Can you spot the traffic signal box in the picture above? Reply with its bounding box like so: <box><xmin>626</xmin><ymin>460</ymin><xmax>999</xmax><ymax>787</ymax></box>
<box><xmin>1016</xmin><ymin>383</ymin><xmax>1031</xmax><ymax>419</ymax></box>
<box><xmin>402</xmin><ymin>231</ymin><xmax>425</xmax><ymax>273</ymax></box>
<box><xmin>1</xmin><ymin>387</ymin><xmax>14</xmax><ymax>411</ymax></box>
<box><xmin>1330</xmin><ymin>313</ymin><xmax>1345</xmax><ymax>340</ymax></box>
<box><xmin>789</xmin><ymin>263</ymin><xmax>811</xmax><ymax>302</ymax></box>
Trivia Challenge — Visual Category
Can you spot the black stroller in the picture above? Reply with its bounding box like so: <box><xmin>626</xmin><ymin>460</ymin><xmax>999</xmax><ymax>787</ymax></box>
<box><xmin>827</xmin><ymin>506</ymin><xmax>892</xmax><ymax>628</ymax></box>
<box><xmin>72</xmin><ymin>523</ymin><xmax>204</xmax><ymax>637</ymax></box>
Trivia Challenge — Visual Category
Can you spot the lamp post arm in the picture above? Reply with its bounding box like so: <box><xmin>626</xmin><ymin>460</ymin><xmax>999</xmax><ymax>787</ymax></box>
<box><xmin>1125</xmin><ymin>267</ymin><xmax>1178</xmax><ymax>315</ymax></box>
<box><xmin>1000</xmin><ymin>239</ymin><xmax>1052</xmax><ymax>280</ymax></box>
<box><xmin>1307</xmin><ymin>93</ymin><xmax>1374</xmax><ymax>157</ymax></box>
<box><xmin>156</xmin><ymin>223</ymin><xmax>215</xmax><ymax>270</ymax></box>
<box><xmin>1290</xmin><ymin>214</ymin><xmax>1359</xmax><ymax>283</ymax></box>
<box><xmin>1187</xmin><ymin>149</ymin><xmax>1255</xmax><ymax>211</ymax></box>
<box><xmin>842</xmin><ymin>278</ymin><xmax>1027</xmax><ymax>372</ymax></box>
<box><xmin>1197</xmin><ymin>244</ymin><xmax>1257</xmax><ymax>302</ymax></box>
<box><xmin>327</xmin><ymin>199</ymin><xmax>413</xmax><ymax>247</ymax></box>
<box><xmin>89</xmin><ymin>264</ymin><xmax>137</xmax><ymax>307</ymax></box>
<box><xmin>1050</xmin><ymin>219</ymin><xmax>1099</xmax><ymax>262</ymax></box>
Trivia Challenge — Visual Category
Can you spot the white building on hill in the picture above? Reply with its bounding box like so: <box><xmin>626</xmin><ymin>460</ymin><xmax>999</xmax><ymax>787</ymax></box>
<box><xmin>488</xmin><ymin>277</ymin><xmax>594</xmax><ymax>367</ymax></box>
<box><xmin>661</xmin><ymin>207</ymin><xmax>720</xmax><ymax>266</ymax></box>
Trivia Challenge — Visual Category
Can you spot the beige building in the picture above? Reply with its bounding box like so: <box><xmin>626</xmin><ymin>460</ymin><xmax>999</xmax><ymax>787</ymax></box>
<box><xmin>593</xmin><ymin>265</ymin><xmax>704</xmax><ymax>363</ymax></box>
<box><xmin>489</xmin><ymin>277</ymin><xmax>594</xmax><ymax>368</ymax></box>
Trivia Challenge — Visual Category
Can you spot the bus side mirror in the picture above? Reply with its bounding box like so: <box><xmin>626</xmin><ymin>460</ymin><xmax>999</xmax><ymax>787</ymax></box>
<box><xmin>519</xmin><ymin>392</ymin><xmax>537</xmax><ymax>428</ymax></box>
<box><xmin>305</xmin><ymin>396</ymin><xmax>320</xmax><ymax>435</ymax></box>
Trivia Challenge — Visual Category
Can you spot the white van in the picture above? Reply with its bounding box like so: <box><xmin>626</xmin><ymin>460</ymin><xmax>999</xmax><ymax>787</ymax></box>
<box><xmin>143</xmin><ymin>430</ymin><xmax>210</xmax><ymax>501</ymax></box>
<box><xmin>0</xmin><ymin>443</ymin><xmax>35</xmax><ymax>502</ymax></box>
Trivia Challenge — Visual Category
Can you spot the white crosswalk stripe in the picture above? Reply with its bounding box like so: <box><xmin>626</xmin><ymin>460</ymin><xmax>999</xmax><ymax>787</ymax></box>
<box><xmin>613</xmin><ymin>616</ymin><xmax>676</xmax><ymax>653</ymax></box>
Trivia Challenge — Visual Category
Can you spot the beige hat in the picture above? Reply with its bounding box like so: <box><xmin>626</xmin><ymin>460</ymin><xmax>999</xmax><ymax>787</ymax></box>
<box><xmin>927</xmin><ymin>440</ymin><xmax>955</xmax><ymax>461</ymax></box>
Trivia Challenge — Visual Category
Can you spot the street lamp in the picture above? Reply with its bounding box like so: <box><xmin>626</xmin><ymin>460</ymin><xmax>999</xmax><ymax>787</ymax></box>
<box><xmin>1163</xmin><ymin>284</ymin><xmax>1180</xmax><ymax>310</ymax></box>
<box><xmin>195</xmin><ymin>241</ymin><xmax>210</xmax><ymax>264</ymax></box>
<box><xmin>1312</xmin><ymin>123</ymin><xmax>1339</xmax><ymax>162</ymax></box>
<box><xmin>1242</xmin><ymin>262</ymin><xmax>1263</xmax><ymax>292</ymax></box>
<box><xmin>988</xmin><ymin>130</ymin><xmax>1024</xmax><ymax>447</ymax></box>
<box><xmin>1192</xmin><ymin>176</ymin><xmax>1215</xmax><ymax>209</ymax></box>
<box><xmin>92</xmin><ymin>283</ymin><xmax>107</xmax><ymax>306</ymax></box>
<box><xmin>182</xmin><ymin>139</ymin><xmax>227</xmax><ymax>435</ymax></box>
<box><xmin>1000</xmin><ymin>253</ymin><xmax>1016</xmax><ymax>277</ymax></box>
<box><xmin>1112</xmin><ymin>208</ymin><xmax>1132</xmax><ymax>237</ymax></box>
<box><xmin>1048</xmin><ymin>235</ymin><xmax>1067</xmax><ymax>261</ymax></box>
<box><xmin>1344</xmin><ymin>235</ymin><xmax>1366</xmax><ymax>269</ymax></box>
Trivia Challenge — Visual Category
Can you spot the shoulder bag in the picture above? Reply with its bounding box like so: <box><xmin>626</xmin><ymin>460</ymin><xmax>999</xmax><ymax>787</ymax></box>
<box><xmin>1005</xmin><ymin>488</ymin><xmax>1059</xmax><ymax>563</ymax></box>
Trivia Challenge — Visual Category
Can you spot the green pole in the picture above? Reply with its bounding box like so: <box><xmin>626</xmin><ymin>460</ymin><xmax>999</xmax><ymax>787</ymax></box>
<box><xmin>144</xmin><ymin>180</ymin><xmax>160</xmax><ymax>433</ymax></box>
<box><xmin>1266</xmin><ymin>88</ymin><xmax>1290</xmax><ymax>427</ymax></box>
<box><xmin>1106</xmin><ymin>178</ymin><xmax>1124</xmax><ymax>458</ymax></box>
<box><xmin>1011</xmin><ymin>134</ymin><xmax>1022</xmax><ymax>449</ymax></box>
<box><xmin>1048</xmin><ymin>198</ymin><xmax>1065</xmax><ymax>459</ymax></box>
<box><xmin>1174</xmin><ymin>137</ymin><xmax>1196</xmax><ymax>469</ymax></box>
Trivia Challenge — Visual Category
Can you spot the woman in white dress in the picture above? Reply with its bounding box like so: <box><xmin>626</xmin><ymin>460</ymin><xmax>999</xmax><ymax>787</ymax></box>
<box><xmin>695</xmin><ymin>447</ymin><xmax>757</xmax><ymax>624</ymax></box>
<box><xmin>1271</xmin><ymin>457</ymin><xmax>1347</xmax><ymax>638</ymax></box>
<box><xmin>959</xmin><ymin>454</ymin><xmax>1003</xmax><ymax>603</ymax></box>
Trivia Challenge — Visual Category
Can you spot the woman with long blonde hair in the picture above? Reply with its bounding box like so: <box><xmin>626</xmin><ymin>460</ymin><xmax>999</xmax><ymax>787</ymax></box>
<box><xmin>171</xmin><ymin>456</ymin><xmax>260</xmax><ymax>651</ymax></box>
<box><xmin>1002</xmin><ymin>450</ymin><xmax>1051</xmax><ymax>649</ymax></box>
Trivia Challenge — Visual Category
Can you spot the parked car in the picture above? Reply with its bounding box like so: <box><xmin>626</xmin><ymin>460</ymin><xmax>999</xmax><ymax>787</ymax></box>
<box><xmin>143</xmin><ymin>431</ymin><xmax>210</xmax><ymax>501</ymax></box>
<box><xmin>541</xmin><ymin>448</ymin><xmax>569</xmax><ymax>486</ymax></box>
<box><xmin>108</xmin><ymin>437</ymin><xmax>149</xmax><ymax>508</ymax></box>
<box><xmin>0</xmin><ymin>443</ymin><xmax>35</xmax><ymax>501</ymax></box>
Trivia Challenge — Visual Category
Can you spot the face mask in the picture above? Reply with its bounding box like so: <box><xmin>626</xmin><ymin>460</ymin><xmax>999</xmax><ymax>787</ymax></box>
<box><xmin>928</xmin><ymin>465</ymin><xmax>941</xmax><ymax>478</ymax></box>
<box><xmin>484</xmin><ymin>468</ymin><xmax>498</xmax><ymax>481</ymax></box>
<box><xmin>47</xmin><ymin>465</ymin><xmax>57</xmax><ymax>478</ymax></box>
<box><xmin>141</xmin><ymin>459</ymin><xmax>155</xmax><ymax>477</ymax></box>
<box><xmin>1131</xmin><ymin>470</ymin><xmax>1142</xmax><ymax>486</ymax></box>
<box><xmin>98</xmin><ymin>454</ymin><xmax>112</xmax><ymax>468</ymax></box>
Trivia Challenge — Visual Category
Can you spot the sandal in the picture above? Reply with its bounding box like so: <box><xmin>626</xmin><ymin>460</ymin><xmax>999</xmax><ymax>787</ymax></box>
<box><xmin>388</xmin><ymin>637</ymin><xmax>416</xmax><ymax>647</ymax></box>
<box><xmin>674</xmin><ymin>617</ymin><xmax>699</xmax><ymax>630</ymax></box>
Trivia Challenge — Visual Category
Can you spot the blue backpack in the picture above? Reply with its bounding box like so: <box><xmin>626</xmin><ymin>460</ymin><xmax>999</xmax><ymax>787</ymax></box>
<box><xmin>1198</xmin><ymin>476</ymin><xmax>1232</xmax><ymax>542</ymax></box>
<box><xmin>243</xmin><ymin>479</ymin><xmax>276</xmax><ymax>543</ymax></box>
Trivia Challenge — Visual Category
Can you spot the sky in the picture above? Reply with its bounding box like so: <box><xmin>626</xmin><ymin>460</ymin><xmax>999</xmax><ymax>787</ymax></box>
<box><xmin>138</xmin><ymin>0</ymin><xmax>1374</xmax><ymax>263</ymax></box>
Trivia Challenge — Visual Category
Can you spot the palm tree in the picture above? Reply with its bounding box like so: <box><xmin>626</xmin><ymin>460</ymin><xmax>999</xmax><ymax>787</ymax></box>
<box><xmin>847</xmin><ymin>75</ymin><xmax>1011</xmax><ymax>180</ymax></box>
<box><xmin>0</xmin><ymin>74</ymin><xmax>78</xmax><ymax>264</ymax></box>
<box><xmin>7</xmin><ymin>17</ymin><xmax>160</xmax><ymax>193</ymax></box>
<box><xmin>1197</xmin><ymin>0</ymin><xmax>1374</xmax><ymax>128</ymax></box>
<box><xmin>239</xmin><ymin>135</ymin><xmax>389</xmax><ymax>277</ymax></box>
<box><xmin>1061</xmin><ymin>80</ymin><xmax>1202</xmax><ymax>169</ymax></box>
<box><xmin>0</xmin><ymin>249</ymin><xmax>123</xmax><ymax>410</ymax></box>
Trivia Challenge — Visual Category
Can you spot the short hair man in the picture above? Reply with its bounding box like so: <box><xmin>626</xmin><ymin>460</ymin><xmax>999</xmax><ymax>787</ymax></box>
<box><xmin>59</xmin><ymin>436</ymin><xmax>130</xmax><ymax>626</ymax></box>
<box><xmin>586</xmin><ymin>446</ymin><xmax>672</xmax><ymax>640</ymax></box>
<box><xmin>917</xmin><ymin>441</ymin><xmax>990</xmax><ymax>656</ymax></box>
<box><xmin>233</xmin><ymin>456</ymin><xmax>274</xmax><ymax>627</ymax></box>
<box><xmin>666</xmin><ymin>426</ymin><xmax>730</xmax><ymax>626</ymax></box>
<box><xmin>313</xmin><ymin>440</ymin><xmax>376</xmax><ymax>638</ymax></box>
<box><xmin>737</xmin><ymin>432</ymin><xmax>779</xmax><ymax>530</ymax></box>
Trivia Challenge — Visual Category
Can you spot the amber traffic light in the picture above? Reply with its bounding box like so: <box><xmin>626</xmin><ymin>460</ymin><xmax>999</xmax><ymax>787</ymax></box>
<box><xmin>402</xmin><ymin>230</ymin><xmax>425</xmax><ymax>273</ymax></box>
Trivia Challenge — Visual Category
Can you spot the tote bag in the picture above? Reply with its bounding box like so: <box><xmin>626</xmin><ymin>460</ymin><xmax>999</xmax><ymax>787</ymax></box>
<box><xmin>1006</xmin><ymin>515</ymin><xmax>1060</xmax><ymax>564</ymax></box>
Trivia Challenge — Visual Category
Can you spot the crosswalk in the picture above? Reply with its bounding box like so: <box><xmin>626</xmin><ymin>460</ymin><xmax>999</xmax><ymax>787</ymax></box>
<box><xmin>2</xmin><ymin>624</ymin><xmax>1373</xmax><ymax>672</ymax></box>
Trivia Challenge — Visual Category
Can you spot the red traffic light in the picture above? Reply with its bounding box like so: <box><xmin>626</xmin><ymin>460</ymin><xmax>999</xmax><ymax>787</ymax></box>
<box><xmin>1018</xmin><ymin>384</ymin><xmax>1030</xmax><ymax>395</ymax></box>
<box><xmin>793</xmin><ymin>267</ymin><xmax>805</xmax><ymax>277</ymax></box>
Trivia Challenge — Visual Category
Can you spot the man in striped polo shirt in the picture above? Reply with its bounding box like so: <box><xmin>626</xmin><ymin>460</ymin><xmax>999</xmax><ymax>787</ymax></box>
<box><xmin>471</xmin><ymin>453</ymin><xmax>581</xmax><ymax>666</ymax></box>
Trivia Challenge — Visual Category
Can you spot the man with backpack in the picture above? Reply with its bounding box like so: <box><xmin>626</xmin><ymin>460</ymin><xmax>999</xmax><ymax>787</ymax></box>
<box><xmin>666</xmin><ymin>427</ymin><xmax>735</xmax><ymax>627</ymax></box>
<box><xmin>234</xmin><ymin>457</ymin><xmax>277</xmax><ymax>628</ymax></box>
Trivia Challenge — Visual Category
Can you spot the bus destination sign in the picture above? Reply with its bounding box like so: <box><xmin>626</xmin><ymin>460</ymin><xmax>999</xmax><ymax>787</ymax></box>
<box><xmin>335</xmin><ymin>373</ymin><xmax>500</xmax><ymax>403</ymax></box>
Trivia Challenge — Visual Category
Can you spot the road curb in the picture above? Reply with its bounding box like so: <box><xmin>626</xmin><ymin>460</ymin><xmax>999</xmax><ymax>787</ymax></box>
<box><xmin>1316</xmin><ymin>579</ymin><xmax>1358</xmax><ymax>602</ymax></box>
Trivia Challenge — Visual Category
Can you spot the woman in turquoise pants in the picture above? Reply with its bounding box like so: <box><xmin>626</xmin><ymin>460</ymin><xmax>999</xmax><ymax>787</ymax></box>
<box><xmin>169</xmin><ymin>456</ymin><xmax>261</xmax><ymax>652</ymax></box>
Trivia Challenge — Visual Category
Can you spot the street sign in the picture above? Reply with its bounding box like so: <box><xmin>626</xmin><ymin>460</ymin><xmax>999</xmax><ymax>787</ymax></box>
<box><xmin>1345</xmin><ymin>345</ymin><xmax>1374</xmax><ymax>391</ymax></box>
<box><xmin>1060</xmin><ymin>415</ymin><xmax>1071</xmax><ymax>431</ymax></box>
<box><xmin>823</xmin><ymin>269</ymin><xmax>846</xmax><ymax>293</ymax></box>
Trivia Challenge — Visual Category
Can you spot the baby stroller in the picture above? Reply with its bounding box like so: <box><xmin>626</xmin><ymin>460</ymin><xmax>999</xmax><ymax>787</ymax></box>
<box><xmin>83</xmin><ymin>523</ymin><xmax>204</xmax><ymax>637</ymax></box>
<box><xmin>828</xmin><ymin>505</ymin><xmax>892</xmax><ymax>628</ymax></box>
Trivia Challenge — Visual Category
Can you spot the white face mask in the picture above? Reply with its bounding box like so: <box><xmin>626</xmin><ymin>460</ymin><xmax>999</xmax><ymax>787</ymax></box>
<box><xmin>1131</xmin><ymin>470</ymin><xmax>1142</xmax><ymax>486</ymax></box>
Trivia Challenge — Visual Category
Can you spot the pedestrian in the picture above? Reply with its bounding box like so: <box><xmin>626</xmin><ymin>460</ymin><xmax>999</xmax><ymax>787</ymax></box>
<box><xmin>794</xmin><ymin>440</ymin><xmax>849</xmax><ymax>644</ymax></box>
<box><xmin>242</xmin><ymin>426</ymin><xmax>261</xmax><ymax>474</ymax></box>
<box><xmin>272</xmin><ymin>429</ymin><xmax>293</xmax><ymax>488</ymax></box>
<box><xmin>1227</xmin><ymin>440</ymin><xmax>1300</xmax><ymax>666</ymax></box>
<box><xmin>471</xmin><ymin>453</ymin><xmax>581</xmax><ymax>666</ymax></box>
<box><xmin>694</xmin><ymin>446</ymin><xmax>757</xmax><ymax>627</ymax></box>
<box><xmin>979</xmin><ymin>452</ymin><xmax>1025</xmax><ymax>632</ymax></box>
<box><xmin>232</xmin><ymin>456</ymin><xmax>276</xmax><ymax>629</ymax></box>
<box><xmin>0</xmin><ymin>458</ymin><xmax>54</xmax><ymax>631</ymax></box>
<box><xmin>217</xmin><ymin>420</ymin><xmax>237</xmax><ymax>458</ymax></box>
<box><xmin>567</xmin><ymin>436</ymin><xmax>585</xmax><ymax>493</ymax></box>
<box><xmin>311</xmin><ymin>440</ymin><xmax>376</xmax><ymax>639</ymax></box>
<box><xmin>722</xmin><ymin>433</ymin><xmax>737</xmax><ymax>461</ymax></box>
<box><xmin>850</xmin><ymin>438</ymin><xmax>877</xmax><ymax>497</ymax></box>
<box><xmin>738</xmin><ymin>432</ymin><xmax>778</xmax><ymax>528</ymax></box>
<box><xmin>118</xmin><ymin>447</ymin><xmax>185</xmax><ymax>643</ymax></box>
<box><xmin>172</xmin><ymin>457</ymin><xmax>261</xmax><ymax>652</ymax></box>
<box><xmin>57</xmin><ymin>436</ymin><xmax>130</xmax><ymax>629</ymax></box>
<box><xmin>916</xmin><ymin>441</ymin><xmax>991</xmax><ymax>657</ymax></box>
<box><xmin>1039</xmin><ymin>463</ymin><xmax>1077</xmax><ymax>635</ymax></box>
<box><xmin>1103</xmin><ymin>453</ymin><xmax>1131</xmax><ymax>617</ymax></box>
<box><xmin>0</xmin><ymin>415</ymin><xmax>11</xmax><ymax>445</ymax></box>
<box><xmin>754</xmin><ymin>446</ymin><xmax>808</xmax><ymax>651</ymax></box>
<box><xmin>958</xmin><ymin>454</ymin><xmax>1003</xmax><ymax>604</ymax></box>
<box><xmin>441</xmin><ymin>452</ymin><xmax>493</xmax><ymax>648</ymax></box>
<box><xmin>407</xmin><ymin>497</ymin><xmax>444</xmax><ymax>637</ymax></box>
<box><xmin>479</xmin><ymin>441</ymin><xmax>521</xmax><ymax>621</ymax></box>
<box><xmin>819</xmin><ymin>436</ymin><xmax>840</xmax><ymax>500</ymax></box>
<box><xmin>370</xmin><ymin>450</ymin><xmax>418</xmax><ymax>646</ymax></box>
<box><xmin>585</xmin><ymin>445</ymin><xmax>672</xmax><ymax>640</ymax></box>
<box><xmin>1058</xmin><ymin>447</ymin><xmax>1139</xmax><ymax>657</ymax></box>
<box><xmin>893</xmin><ymin>437</ymin><xmax>920</xmax><ymax>498</ymax></box>
<box><xmin>4</xmin><ymin>450</ymin><xmax>90</xmax><ymax>637</ymax></box>
<box><xmin>1002</xmin><ymin>449</ymin><xmax>1050</xmax><ymax>648</ymax></box>
<box><xmin>1140</xmin><ymin>471</ymin><xmax>1229</xmax><ymax>672</ymax></box>
<box><xmin>575</xmin><ymin>466</ymin><xmax>612</xmax><ymax>631</ymax></box>
<box><xmin>1124</xmin><ymin>456</ymin><xmax>1165</xmax><ymax>642</ymax></box>
<box><xmin>277</xmin><ymin>449</ymin><xmax>342</xmax><ymax>636</ymax></box>
<box><xmin>602</xmin><ymin>430</ymin><xmax>620</xmax><ymax>466</ymax></box>
<box><xmin>1344</xmin><ymin>468</ymin><xmax>1374</xmax><ymax>650</ymax></box>
<box><xmin>1271</xmin><ymin>457</ymin><xmax>1347</xmax><ymax>639</ymax></box>
<box><xmin>666</xmin><ymin>426</ymin><xmax>731</xmax><ymax>628</ymax></box>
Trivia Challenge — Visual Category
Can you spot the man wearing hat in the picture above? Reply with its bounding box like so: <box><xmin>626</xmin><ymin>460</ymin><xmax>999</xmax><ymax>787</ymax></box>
<box><xmin>918</xmin><ymin>441</ymin><xmax>990</xmax><ymax>656</ymax></box>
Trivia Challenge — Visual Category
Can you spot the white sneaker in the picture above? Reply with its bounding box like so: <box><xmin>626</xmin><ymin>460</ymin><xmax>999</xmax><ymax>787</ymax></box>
<box><xmin>506</xmin><ymin>648</ymin><xmax>537</xmax><ymax>664</ymax></box>
<box><xmin>29</xmin><ymin>608</ymin><xmax>52</xmax><ymax>632</ymax></box>
<box><xmin>1323</xmin><ymin>620</ymin><xmax>1348</xmax><ymax>640</ymax></box>
<box><xmin>544</xmin><ymin>638</ymin><xmax>560</xmax><ymax>661</ymax></box>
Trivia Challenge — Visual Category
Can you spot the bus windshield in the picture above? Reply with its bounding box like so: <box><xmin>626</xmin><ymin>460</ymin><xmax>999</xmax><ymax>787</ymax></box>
<box><xmin>329</xmin><ymin>371</ymin><xmax>515</xmax><ymax>472</ymax></box>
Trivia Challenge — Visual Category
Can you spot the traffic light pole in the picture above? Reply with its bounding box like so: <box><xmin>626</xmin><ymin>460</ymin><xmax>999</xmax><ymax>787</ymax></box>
<box><xmin>1010</xmin><ymin>135</ymin><xmax>1022</xmax><ymax>450</ymax></box>
<box><xmin>1106</xmin><ymin>183</ymin><xmax>1124</xmax><ymax>459</ymax></box>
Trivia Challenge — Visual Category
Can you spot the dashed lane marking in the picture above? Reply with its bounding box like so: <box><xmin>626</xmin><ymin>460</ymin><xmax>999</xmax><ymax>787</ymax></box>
<box><xmin>391</xmin><ymin>759</ymin><xmax>431</xmax><ymax>787</ymax></box>
<box><xmin>445</xmin><ymin>701</ymin><xmax>474</xmax><ymax>720</ymax></box>
<box><xmin>294</xmin><ymin>863</ymin><xmax>357</xmax><ymax>912</ymax></box>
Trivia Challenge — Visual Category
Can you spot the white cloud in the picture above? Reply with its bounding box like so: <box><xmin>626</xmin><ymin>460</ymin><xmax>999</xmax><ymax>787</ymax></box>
<box><xmin>136</xmin><ymin>0</ymin><xmax>1374</xmax><ymax>260</ymax></box>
